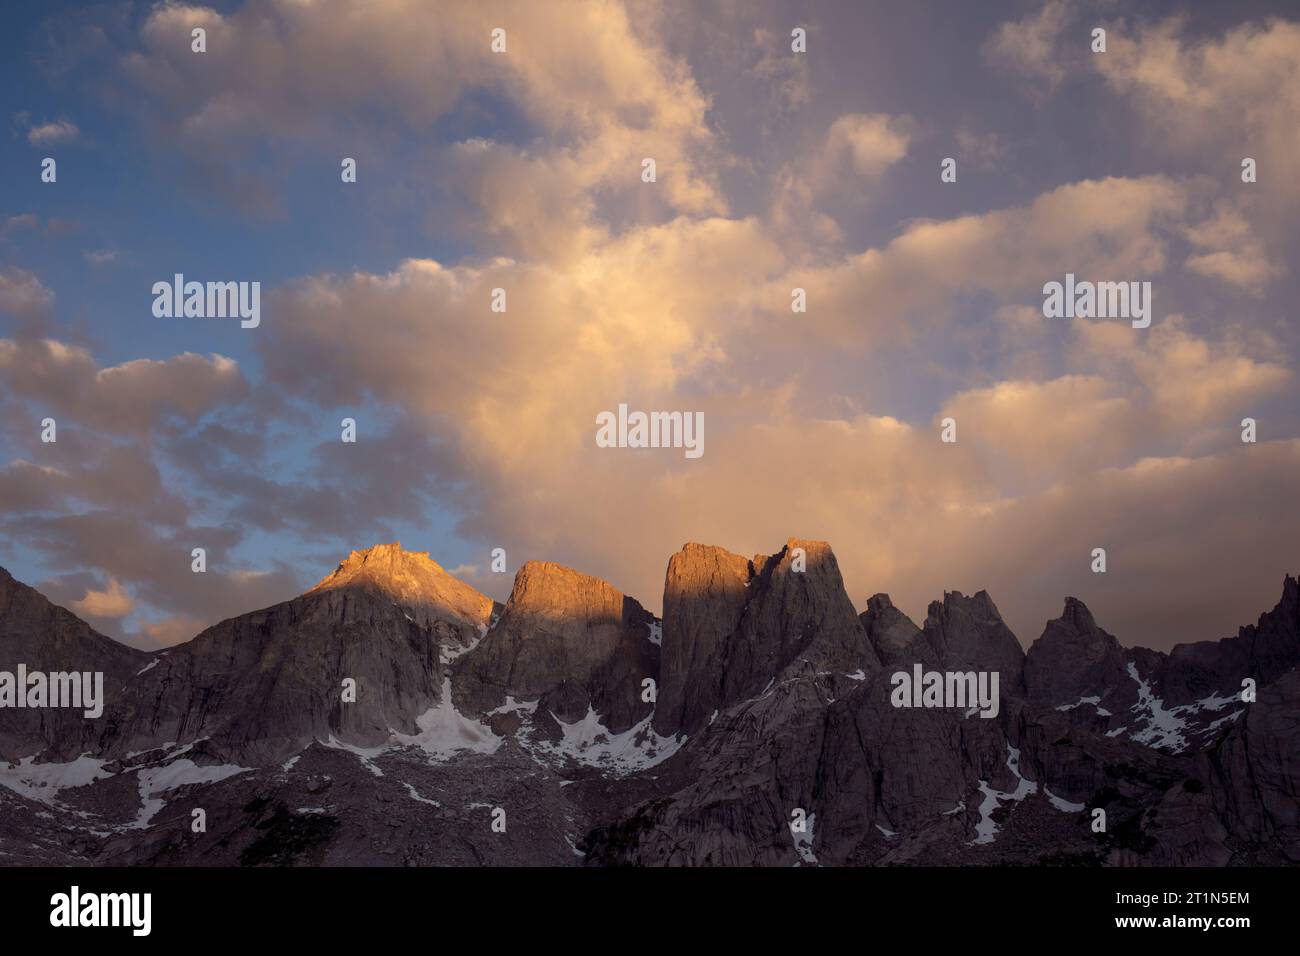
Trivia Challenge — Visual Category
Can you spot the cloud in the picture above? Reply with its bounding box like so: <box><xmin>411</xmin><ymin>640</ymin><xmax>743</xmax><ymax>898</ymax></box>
<box><xmin>747</xmin><ymin>26</ymin><xmax>811</xmax><ymax>114</ymax></box>
<box><xmin>20</xmin><ymin>117</ymin><xmax>80</xmax><ymax>146</ymax></box>
<box><xmin>1182</xmin><ymin>201</ymin><xmax>1282</xmax><ymax>294</ymax></box>
<box><xmin>0</xmin><ymin>266</ymin><xmax>55</xmax><ymax>336</ymax></box>
<box><xmin>83</xmin><ymin>249</ymin><xmax>119</xmax><ymax>267</ymax></box>
<box><xmin>136</xmin><ymin>615</ymin><xmax>207</xmax><ymax>650</ymax></box>
<box><xmin>0</xmin><ymin>338</ymin><xmax>247</xmax><ymax>434</ymax></box>
<box><xmin>3</xmin><ymin>508</ymin><xmax>301</xmax><ymax>628</ymax></box>
<box><xmin>116</xmin><ymin>0</ymin><xmax>726</xmax><ymax>225</ymax></box>
<box><xmin>1072</xmin><ymin>315</ymin><xmax>1290</xmax><ymax>429</ymax></box>
<box><xmin>955</xmin><ymin>127</ymin><xmax>1007</xmax><ymax>170</ymax></box>
<box><xmin>822</xmin><ymin>113</ymin><xmax>912</xmax><ymax>180</ymax></box>
<box><xmin>940</xmin><ymin>376</ymin><xmax>1139</xmax><ymax>484</ymax></box>
<box><xmin>1096</xmin><ymin>15</ymin><xmax>1300</xmax><ymax>182</ymax></box>
<box><xmin>983</xmin><ymin>0</ymin><xmax>1072</xmax><ymax>96</ymax></box>
<box><xmin>1</xmin><ymin>214</ymin><xmax>38</xmax><ymax>237</ymax></box>
<box><xmin>768</xmin><ymin>113</ymin><xmax>912</xmax><ymax>248</ymax></box>
<box><xmin>777</xmin><ymin>175</ymin><xmax>1188</xmax><ymax>346</ymax></box>
<box><xmin>70</xmin><ymin>576</ymin><xmax>134</xmax><ymax>619</ymax></box>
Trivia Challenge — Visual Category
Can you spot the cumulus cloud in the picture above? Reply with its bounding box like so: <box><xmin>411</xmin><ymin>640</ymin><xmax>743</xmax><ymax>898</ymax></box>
<box><xmin>822</xmin><ymin>113</ymin><xmax>912</xmax><ymax>180</ymax></box>
<box><xmin>1182</xmin><ymin>201</ymin><xmax>1282</xmax><ymax>294</ymax></box>
<box><xmin>0</xmin><ymin>266</ymin><xmax>55</xmax><ymax>336</ymax></box>
<box><xmin>768</xmin><ymin>112</ymin><xmax>912</xmax><ymax>248</ymax></box>
<box><xmin>1096</xmin><ymin>16</ymin><xmax>1300</xmax><ymax>198</ymax></box>
<box><xmin>940</xmin><ymin>376</ymin><xmax>1139</xmax><ymax>484</ymax></box>
<box><xmin>1072</xmin><ymin>315</ymin><xmax>1290</xmax><ymax>430</ymax></box>
<box><xmin>776</xmin><ymin>175</ymin><xmax>1188</xmax><ymax>346</ymax></box>
<box><xmin>117</xmin><ymin>0</ymin><xmax>726</xmax><ymax>226</ymax></box>
<box><xmin>0</xmin><ymin>338</ymin><xmax>247</xmax><ymax>434</ymax></box>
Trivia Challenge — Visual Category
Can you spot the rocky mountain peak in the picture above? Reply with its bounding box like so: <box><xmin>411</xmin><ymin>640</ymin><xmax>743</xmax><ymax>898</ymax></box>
<box><xmin>505</xmin><ymin>560</ymin><xmax>625</xmax><ymax>616</ymax></box>
<box><xmin>918</xmin><ymin>588</ymin><xmax>1025</xmax><ymax>691</ymax></box>
<box><xmin>1023</xmin><ymin>595</ymin><xmax>1128</xmax><ymax>709</ymax></box>
<box><xmin>309</xmin><ymin>541</ymin><xmax>492</xmax><ymax>632</ymax></box>
<box><xmin>452</xmin><ymin>559</ymin><xmax>657</xmax><ymax>733</ymax></box>
<box><xmin>0</xmin><ymin>564</ymin><xmax>153</xmax><ymax>759</ymax></box>
<box><xmin>1060</xmin><ymin>595</ymin><xmax>1096</xmax><ymax>627</ymax></box>
<box><xmin>654</xmin><ymin>537</ymin><xmax>878</xmax><ymax>737</ymax></box>
<box><xmin>861</xmin><ymin>592</ymin><xmax>923</xmax><ymax>667</ymax></box>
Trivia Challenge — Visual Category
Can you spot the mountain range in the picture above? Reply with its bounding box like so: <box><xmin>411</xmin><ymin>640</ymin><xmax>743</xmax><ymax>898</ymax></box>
<box><xmin>1</xmin><ymin>539</ymin><xmax>1296</xmax><ymax>866</ymax></box>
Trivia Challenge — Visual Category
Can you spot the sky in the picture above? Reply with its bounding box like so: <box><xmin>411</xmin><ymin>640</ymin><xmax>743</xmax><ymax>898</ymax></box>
<box><xmin>1</xmin><ymin>0</ymin><xmax>1298</xmax><ymax>651</ymax></box>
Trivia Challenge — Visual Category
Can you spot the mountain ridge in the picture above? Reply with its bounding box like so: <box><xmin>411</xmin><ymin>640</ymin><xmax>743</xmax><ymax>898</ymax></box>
<box><xmin>1</xmin><ymin>542</ymin><xmax>1297</xmax><ymax>866</ymax></box>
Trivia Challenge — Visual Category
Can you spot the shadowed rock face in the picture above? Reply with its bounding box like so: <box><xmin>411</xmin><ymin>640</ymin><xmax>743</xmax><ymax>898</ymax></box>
<box><xmin>654</xmin><ymin>538</ymin><xmax>878</xmax><ymax>738</ymax></box>
<box><xmin>452</xmin><ymin>560</ymin><xmax>658</xmax><ymax>734</ymax></box>
<box><xmin>860</xmin><ymin>593</ymin><xmax>923</xmax><ymax>668</ymax></box>
<box><xmin>1024</xmin><ymin>597</ymin><xmax>1132</xmax><ymax>709</ymax></box>
<box><xmin>0</xmin><ymin>568</ymin><xmax>152</xmax><ymax>759</ymax></box>
<box><xmin>98</xmin><ymin>584</ymin><xmax>453</xmax><ymax>766</ymax></box>
<box><xmin>1204</xmin><ymin>668</ymin><xmax>1300</xmax><ymax>862</ymax></box>
<box><xmin>916</xmin><ymin>590</ymin><xmax>1025</xmax><ymax>695</ymax></box>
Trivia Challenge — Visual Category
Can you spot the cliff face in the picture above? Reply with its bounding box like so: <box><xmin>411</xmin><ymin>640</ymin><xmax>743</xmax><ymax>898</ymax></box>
<box><xmin>453</xmin><ymin>560</ymin><xmax>658</xmax><ymax>734</ymax></box>
<box><xmin>0</xmin><ymin>567</ymin><xmax>152</xmax><ymax>758</ymax></box>
<box><xmin>654</xmin><ymin>538</ymin><xmax>878</xmax><ymax>739</ymax></box>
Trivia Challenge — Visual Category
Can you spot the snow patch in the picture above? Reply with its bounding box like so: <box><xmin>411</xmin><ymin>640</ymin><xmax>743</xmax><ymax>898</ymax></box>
<box><xmin>1125</xmin><ymin>663</ymin><xmax>1189</xmax><ymax>750</ymax></box>
<box><xmin>487</xmin><ymin>696</ymin><xmax>538</xmax><ymax>717</ymax></box>
<box><xmin>403</xmin><ymin>782</ymin><xmax>441</xmax><ymax>807</ymax></box>
<box><xmin>970</xmin><ymin>744</ymin><xmax>1037</xmax><ymax>845</ymax></box>
<box><xmin>0</xmin><ymin>755</ymin><xmax>112</xmax><ymax>806</ymax></box>
<box><xmin>395</xmin><ymin>678</ymin><xmax>503</xmax><ymax>760</ymax></box>
<box><xmin>130</xmin><ymin>759</ymin><xmax>251</xmax><ymax>829</ymax></box>
<box><xmin>791</xmin><ymin>813</ymin><xmax>818</xmax><ymax>865</ymax></box>
<box><xmin>1056</xmin><ymin>694</ymin><xmax>1102</xmax><ymax>712</ymax></box>
<box><xmin>322</xmin><ymin>677</ymin><xmax>503</xmax><ymax>776</ymax></box>
<box><xmin>1044</xmin><ymin>787</ymin><xmax>1086</xmax><ymax>813</ymax></box>
<box><xmin>1123</xmin><ymin>665</ymin><xmax>1245</xmax><ymax>752</ymax></box>
<box><xmin>321</xmin><ymin>736</ymin><xmax>387</xmax><ymax>776</ymax></box>
<box><xmin>535</xmin><ymin>707</ymin><xmax>684</xmax><ymax>776</ymax></box>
